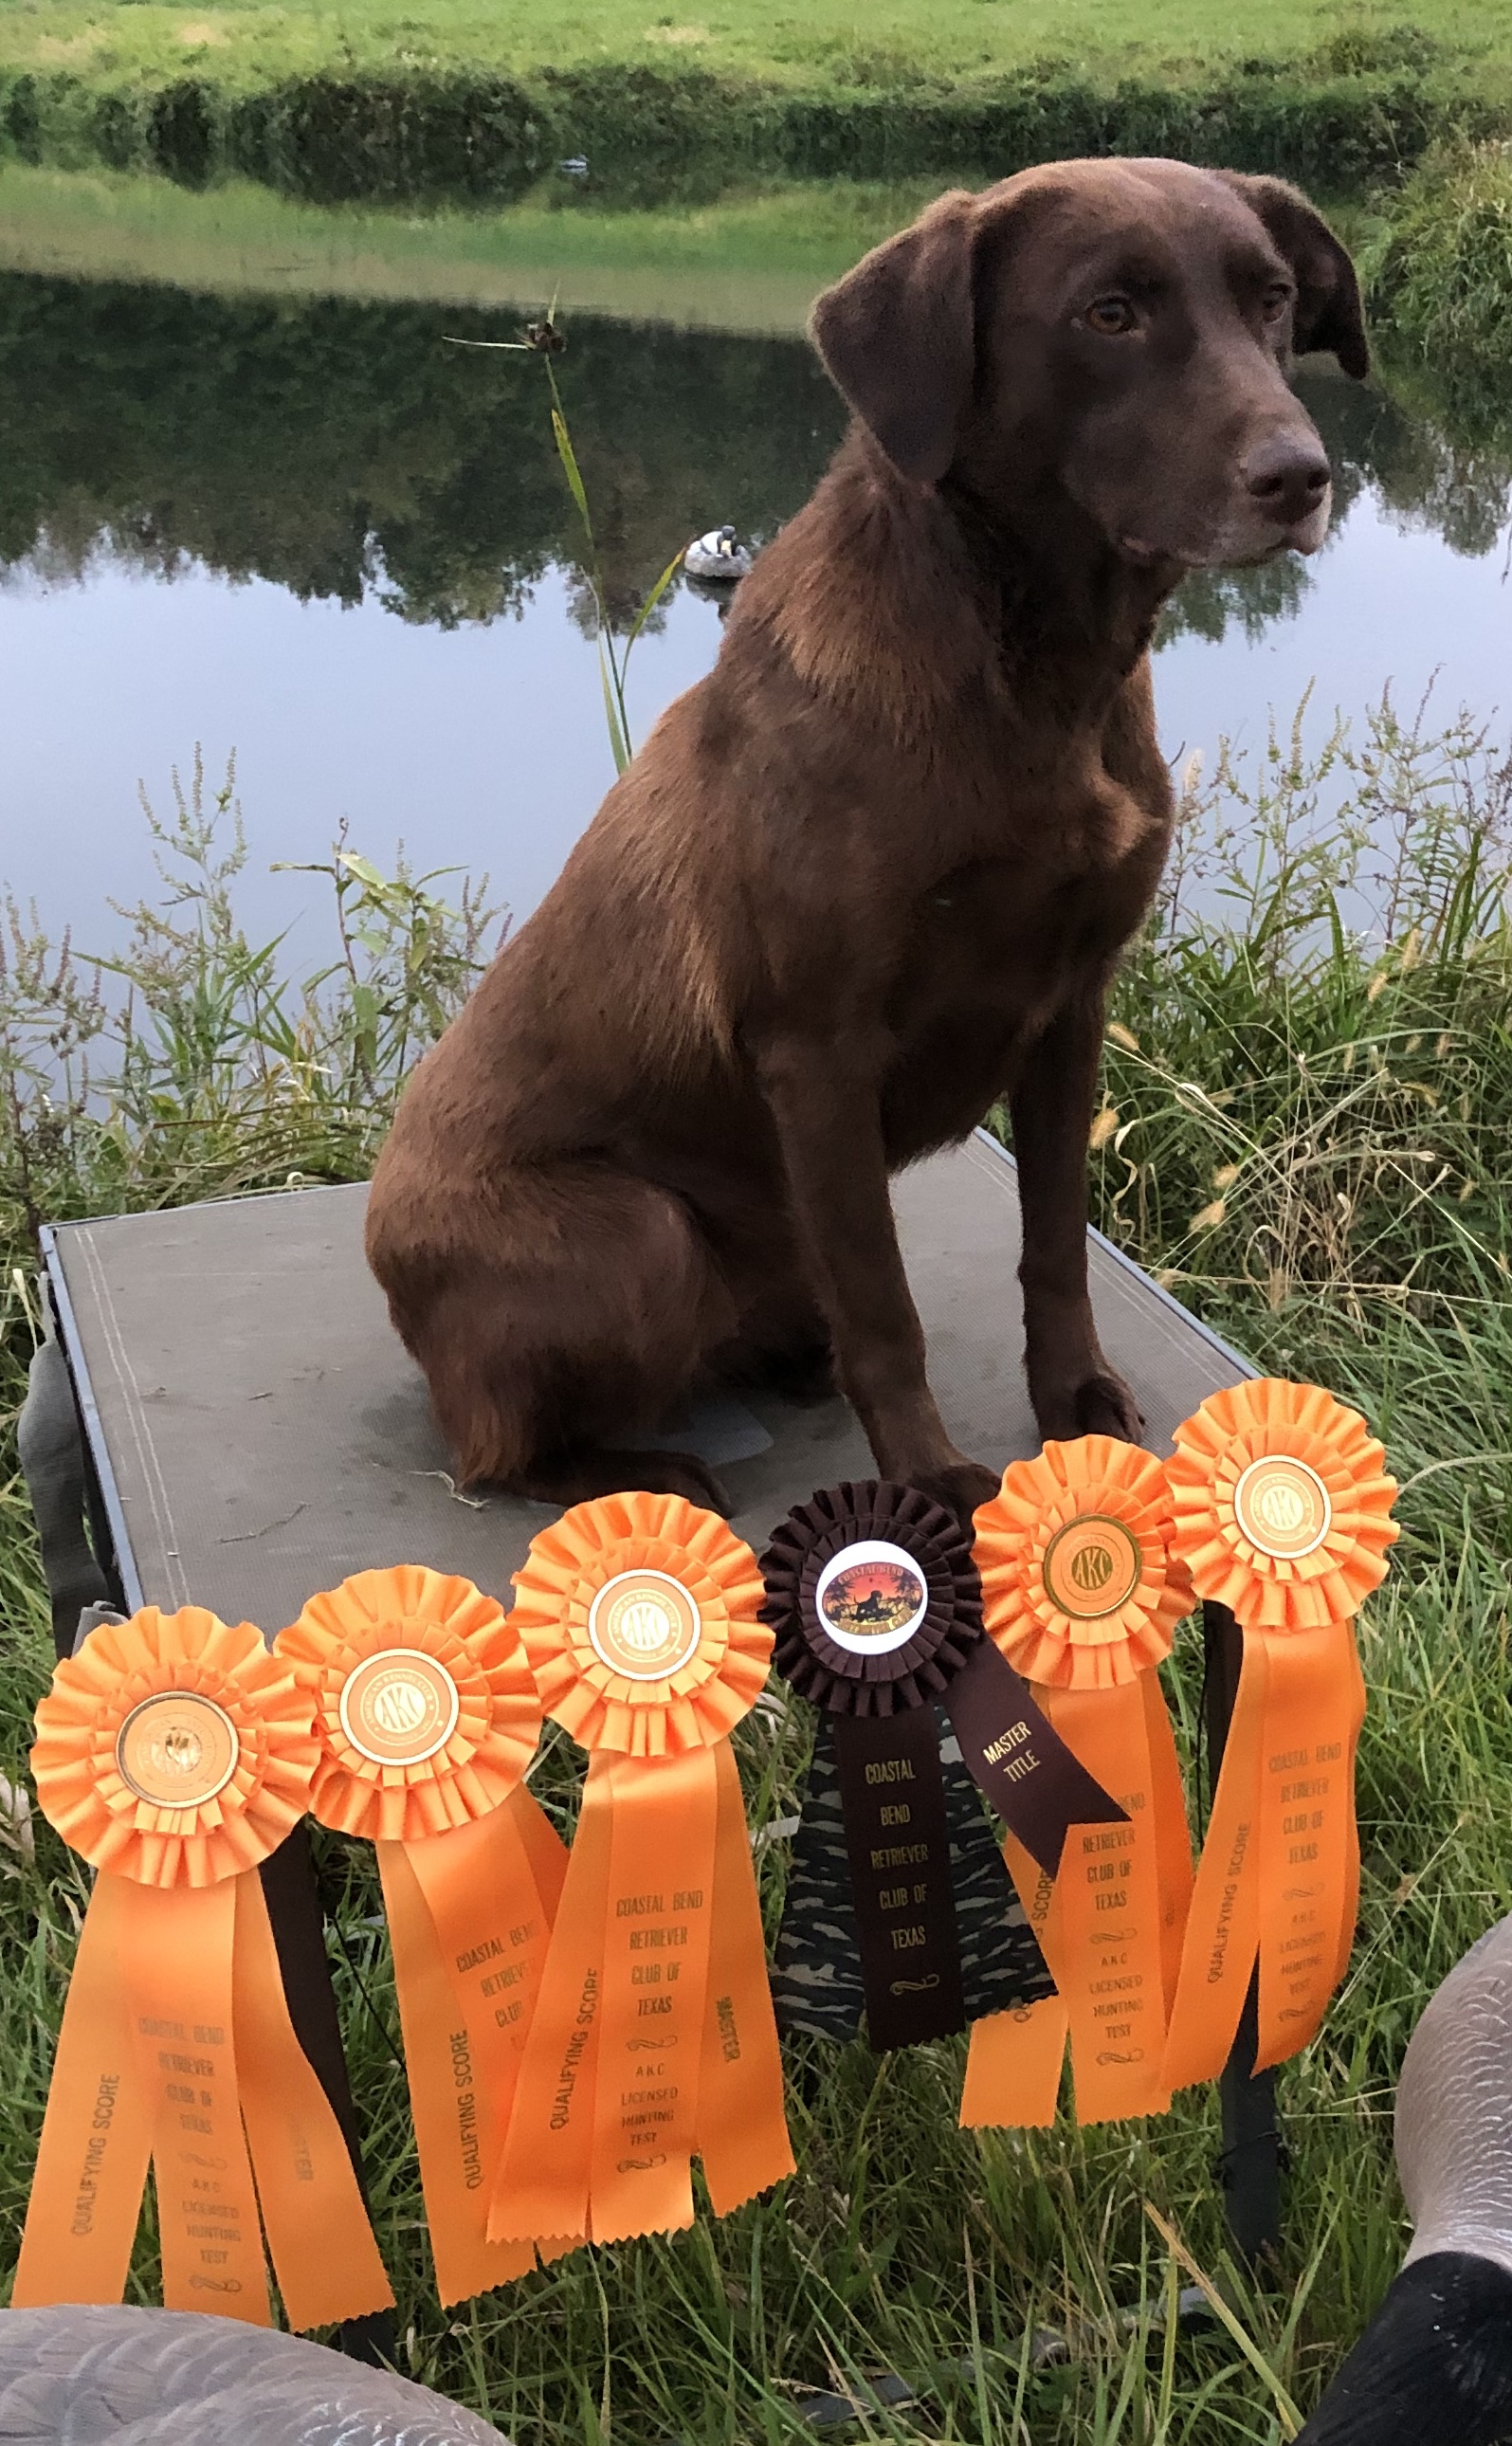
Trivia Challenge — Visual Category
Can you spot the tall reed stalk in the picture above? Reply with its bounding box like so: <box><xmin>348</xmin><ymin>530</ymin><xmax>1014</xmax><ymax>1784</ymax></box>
<box><xmin>445</xmin><ymin>320</ymin><xmax>684</xmax><ymax>772</ymax></box>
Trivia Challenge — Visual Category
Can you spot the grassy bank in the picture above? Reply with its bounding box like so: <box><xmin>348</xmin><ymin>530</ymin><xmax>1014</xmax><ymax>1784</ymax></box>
<box><xmin>4</xmin><ymin>694</ymin><xmax>1512</xmax><ymax>2435</ymax></box>
<box><xmin>12</xmin><ymin>0</ymin><xmax>1511</xmax><ymax>90</ymax></box>
<box><xmin>1</xmin><ymin>2</ymin><xmax>1508</xmax><ymax>204</ymax></box>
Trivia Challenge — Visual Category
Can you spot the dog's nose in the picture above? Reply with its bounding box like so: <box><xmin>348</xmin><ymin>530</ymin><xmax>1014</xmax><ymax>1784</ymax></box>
<box><xmin>1244</xmin><ymin>431</ymin><xmax>1332</xmax><ymax>526</ymax></box>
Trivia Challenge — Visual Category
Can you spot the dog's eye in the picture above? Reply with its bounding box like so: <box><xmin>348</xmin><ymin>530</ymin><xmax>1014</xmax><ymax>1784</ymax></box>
<box><xmin>1083</xmin><ymin>296</ymin><xmax>1137</xmax><ymax>336</ymax></box>
<box><xmin>1261</xmin><ymin>283</ymin><xmax>1294</xmax><ymax>321</ymax></box>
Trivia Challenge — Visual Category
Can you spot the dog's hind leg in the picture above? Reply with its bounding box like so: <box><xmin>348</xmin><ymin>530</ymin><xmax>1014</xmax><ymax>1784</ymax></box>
<box><xmin>706</xmin><ymin>1273</ymin><xmax>837</xmax><ymax>1407</ymax></box>
<box><xmin>370</xmin><ymin>1161</ymin><xmax>739</xmax><ymax>1512</ymax></box>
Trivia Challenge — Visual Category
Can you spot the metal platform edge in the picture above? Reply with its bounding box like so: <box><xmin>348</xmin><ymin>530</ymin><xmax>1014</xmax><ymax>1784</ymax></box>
<box><xmin>39</xmin><ymin>1220</ymin><xmax>143</xmax><ymax>1615</ymax></box>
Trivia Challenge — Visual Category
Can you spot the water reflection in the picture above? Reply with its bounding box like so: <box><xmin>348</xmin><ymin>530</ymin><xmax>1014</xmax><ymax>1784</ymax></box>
<box><xmin>1</xmin><ymin>269</ymin><xmax>1508</xmax><ymax>939</ymax></box>
<box><xmin>0</xmin><ymin>274</ymin><xmax>841</xmax><ymax>629</ymax></box>
<box><xmin>7</xmin><ymin>278</ymin><xmax>1511</xmax><ymax>636</ymax></box>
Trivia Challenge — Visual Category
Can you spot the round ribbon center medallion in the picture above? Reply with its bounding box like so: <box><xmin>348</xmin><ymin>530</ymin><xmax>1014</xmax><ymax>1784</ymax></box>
<box><xmin>1232</xmin><ymin>1454</ymin><xmax>1333</xmax><ymax>1560</ymax></box>
<box><xmin>587</xmin><ymin>1571</ymin><xmax>701</xmax><ymax>1681</ymax></box>
<box><xmin>812</xmin><ymin>1541</ymin><xmax>930</xmax><ymax>1656</ymax></box>
<box><xmin>1041</xmin><ymin>1515</ymin><xmax>1143</xmax><ymax>1621</ymax></box>
<box><xmin>338</xmin><ymin>1648</ymin><xmax>461</xmax><ymax>1766</ymax></box>
<box><xmin>116</xmin><ymin>1690</ymin><xmax>241</xmax><ymax>1808</ymax></box>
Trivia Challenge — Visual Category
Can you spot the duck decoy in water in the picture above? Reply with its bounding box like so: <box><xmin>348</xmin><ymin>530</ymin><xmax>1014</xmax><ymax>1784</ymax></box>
<box><xmin>0</xmin><ymin>2303</ymin><xmax>503</xmax><ymax>2443</ymax></box>
<box><xmin>683</xmin><ymin>525</ymin><xmax>752</xmax><ymax>582</ymax></box>
<box><xmin>1301</xmin><ymin>1909</ymin><xmax>1512</xmax><ymax>2441</ymax></box>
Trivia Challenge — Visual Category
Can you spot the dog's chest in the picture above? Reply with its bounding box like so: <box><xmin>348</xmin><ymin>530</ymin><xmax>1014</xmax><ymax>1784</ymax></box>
<box><xmin>872</xmin><ymin>853</ymin><xmax>1153</xmax><ymax>1158</ymax></box>
<box><xmin>896</xmin><ymin>844</ymin><xmax>1150</xmax><ymax>1024</ymax></box>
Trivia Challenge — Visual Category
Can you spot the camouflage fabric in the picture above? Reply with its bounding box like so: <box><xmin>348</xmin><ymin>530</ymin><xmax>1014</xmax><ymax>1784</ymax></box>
<box><xmin>773</xmin><ymin>1707</ymin><xmax>1057</xmax><ymax>2045</ymax></box>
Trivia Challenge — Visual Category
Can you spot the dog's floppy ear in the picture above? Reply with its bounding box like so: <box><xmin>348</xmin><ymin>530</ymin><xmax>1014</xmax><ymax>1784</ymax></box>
<box><xmin>809</xmin><ymin>191</ymin><xmax>981</xmax><ymax>484</ymax></box>
<box><xmin>1216</xmin><ymin>172</ymin><xmax>1370</xmax><ymax>378</ymax></box>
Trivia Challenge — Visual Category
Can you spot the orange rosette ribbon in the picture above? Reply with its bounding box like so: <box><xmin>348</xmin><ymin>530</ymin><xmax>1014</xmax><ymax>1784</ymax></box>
<box><xmin>960</xmin><ymin>1437</ymin><xmax>1194</xmax><ymax>2130</ymax></box>
<box><xmin>494</xmin><ymin>1492</ymin><xmax>794</xmax><ymax>2248</ymax></box>
<box><xmin>14</xmin><ymin>1606</ymin><xmax>392</xmax><ymax>2333</ymax></box>
<box><xmin>1162</xmin><ymin>1379</ymin><xmax>1397</xmax><ymax>2090</ymax></box>
<box><xmin>277</xmin><ymin>1564</ymin><xmax>569</xmax><ymax>2309</ymax></box>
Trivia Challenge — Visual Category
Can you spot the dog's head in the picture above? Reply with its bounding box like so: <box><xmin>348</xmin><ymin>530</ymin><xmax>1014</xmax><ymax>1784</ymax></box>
<box><xmin>811</xmin><ymin>159</ymin><xmax>1368</xmax><ymax>572</ymax></box>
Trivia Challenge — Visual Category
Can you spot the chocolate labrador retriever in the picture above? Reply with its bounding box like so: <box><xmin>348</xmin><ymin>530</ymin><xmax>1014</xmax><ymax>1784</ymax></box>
<box><xmin>367</xmin><ymin>157</ymin><xmax>1367</xmax><ymax>1520</ymax></box>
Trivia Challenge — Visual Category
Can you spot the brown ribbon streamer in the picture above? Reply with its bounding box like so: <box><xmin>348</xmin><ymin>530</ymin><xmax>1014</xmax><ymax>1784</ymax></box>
<box><xmin>941</xmin><ymin>1637</ymin><xmax>1128</xmax><ymax>1876</ymax></box>
<box><xmin>763</xmin><ymin>1479</ymin><xmax>1126</xmax><ymax>2049</ymax></box>
<box><xmin>829</xmin><ymin>1706</ymin><xmax>966</xmax><ymax>2049</ymax></box>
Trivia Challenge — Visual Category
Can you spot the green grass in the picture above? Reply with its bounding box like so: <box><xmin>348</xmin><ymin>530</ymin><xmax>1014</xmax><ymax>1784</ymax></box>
<box><xmin>1364</xmin><ymin>136</ymin><xmax>1512</xmax><ymax>394</ymax></box>
<box><xmin>5</xmin><ymin>692</ymin><xmax>1512</xmax><ymax>2436</ymax></box>
<box><xmin>1</xmin><ymin>0</ymin><xmax>1506</xmax><ymax>205</ymax></box>
<box><xmin>0</xmin><ymin>0</ymin><xmax>1503</xmax><ymax>96</ymax></box>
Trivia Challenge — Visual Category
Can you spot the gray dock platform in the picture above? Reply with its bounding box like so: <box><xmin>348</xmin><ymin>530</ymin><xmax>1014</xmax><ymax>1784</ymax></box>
<box><xmin>41</xmin><ymin>1129</ymin><xmax>1251</xmax><ymax>1633</ymax></box>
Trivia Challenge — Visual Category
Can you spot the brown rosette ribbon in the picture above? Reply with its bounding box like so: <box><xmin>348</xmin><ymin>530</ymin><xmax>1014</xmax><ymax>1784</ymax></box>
<box><xmin>761</xmin><ymin>1482</ymin><xmax>1125</xmax><ymax>2053</ymax></box>
<box><xmin>13</xmin><ymin>1606</ymin><xmax>392</xmax><ymax>2330</ymax></box>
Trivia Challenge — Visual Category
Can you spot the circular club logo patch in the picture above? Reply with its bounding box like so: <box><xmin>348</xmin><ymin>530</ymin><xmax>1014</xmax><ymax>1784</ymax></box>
<box><xmin>587</xmin><ymin>1572</ymin><xmax>702</xmax><ymax>1681</ymax></box>
<box><xmin>1232</xmin><ymin>1455</ymin><xmax>1333</xmax><ymax>1560</ymax></box>
<box><xmin>1041</xmin><ymin>1515</ymin><xmax>1143</xmax><ymax>1621</ymax></box>
<box><xmin>813</xmin><ymin>1542</ymin><xmax>929</xmax><ymax>1656</ymax></box>
<box><xmin>338</xmin><ymin>1649</ymin><xmax>461</xmax><ymax>1767</ymax></box>
<box><xmin>116</xmin><ymin>1691</ymin><xmax>241</xmax><ymax>1809</ymax></box>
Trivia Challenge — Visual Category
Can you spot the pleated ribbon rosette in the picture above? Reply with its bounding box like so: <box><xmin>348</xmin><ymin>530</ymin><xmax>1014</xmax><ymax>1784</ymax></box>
<box><xmin>493</xmin><ymin>1493</ymin><xmax>794</xmax><ymax>2248</ymax></box>
<box><xmin>960</xmin><ymin>1437</ymin><xmax>1195</xmax><ymax>2128</ymax></box>
<box><xmin>14</xmin><ymin>1606</ymin><xmax>392</xmax><ymax>2331</ymax></box>
<box><xmin>277</xmin><ymin>1565</ymin><xmax>569</xmax><ymax>2307</ymax></box>
<box><xmin>1161</xmin><ymin>1380</ymin><xmax>1398</xmax><ymax>2090</ymax></box>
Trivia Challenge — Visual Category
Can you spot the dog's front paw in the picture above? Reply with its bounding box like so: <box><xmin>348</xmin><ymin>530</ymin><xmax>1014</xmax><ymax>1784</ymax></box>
<box><xmin>910</xmin><ymin>1459</ymin><xmax>1003</xmax><ymax>1527</ymax></box>
<box><xmin>1032</xmin><ymin>1364</ymin><xmax>1145</xmax><ymax>1446</ymax></box>
<box><xmin>1076</xmin><ymin>1368</ymin><xmax>1145</xmax><ymax>1442</ymax></box>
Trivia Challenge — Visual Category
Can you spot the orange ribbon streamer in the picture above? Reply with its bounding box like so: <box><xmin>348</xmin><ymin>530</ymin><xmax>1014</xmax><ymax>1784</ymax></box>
<box><xmin>278</xmin><ymin>1564</ymin><xmax>568</xmax><ymax>2307</ymax></box>
<box><xmin>960</xmin><ymin>1437</ymin><xmax>1194</xmax><ymax>2128</ymax></box>
<box><xmin>14</xmin><ymin>1606</ymin><xmax>393</xmax><ymax>2331</ymax></box>
<box><xmin>494</xmin><ymin>1493</ymin><xmax>794</xmax><ymax>2247</ymax></box>
<box><xmin>1162</xmin><ymin>1380</ymin><xmax>1398</xmax><ymax>2089</ymax></box>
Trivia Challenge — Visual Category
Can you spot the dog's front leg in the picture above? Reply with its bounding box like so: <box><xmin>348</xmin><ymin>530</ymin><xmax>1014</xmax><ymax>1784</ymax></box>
<box><xmin>755</xmin><ymin>1031</ymin><xmax>999</xmax><ymax>1521</ymax></box>
<box><xmin>1010</xmin><ymin>992</ymin><xmax>1144</xmax><ymax>1444</ymax></box>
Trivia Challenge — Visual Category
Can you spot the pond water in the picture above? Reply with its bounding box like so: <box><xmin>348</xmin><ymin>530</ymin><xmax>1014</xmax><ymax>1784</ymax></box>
<box><xmin>2</xmin><ymin>263</ymin><xmax>1510</xmax><ymax>960</ymax></box>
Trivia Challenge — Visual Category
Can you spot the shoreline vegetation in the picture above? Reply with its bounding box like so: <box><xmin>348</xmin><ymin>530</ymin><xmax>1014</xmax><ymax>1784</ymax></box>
<box><xmin>1363</xmin><ymin>137</ymin><xmax>1512</xmax><ymax>395</ymax></box>
<box><xmin>2</xmin><ymin>5</ymin><xmax>1510</xmax><ymax>380</ymax></box>
<box><xmin>5</xmin><ymin>696</ymin><xmax>1512</xmax><ymax>2435</ymax></box>
<box><xmin>2</xmin><ymin>7</ymin><xmax>1511</xmax><ymax>210</ymax></box>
